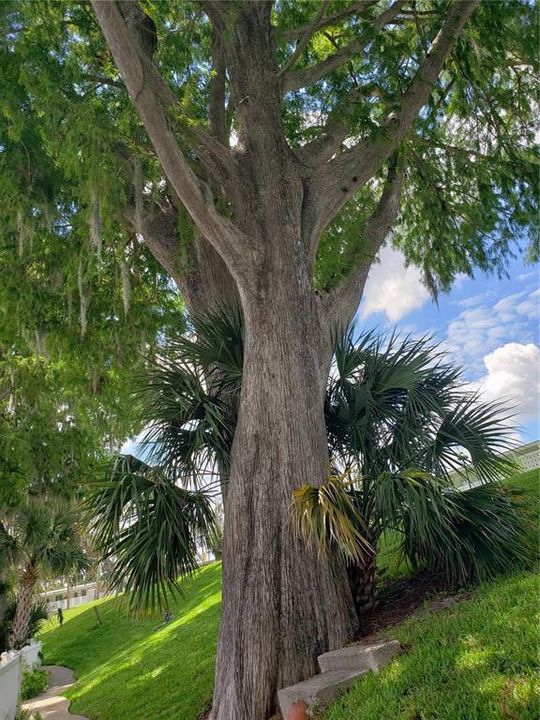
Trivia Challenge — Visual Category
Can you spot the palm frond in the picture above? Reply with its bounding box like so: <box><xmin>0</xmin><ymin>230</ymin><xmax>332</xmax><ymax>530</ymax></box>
<box><xmin>87</xmin><ymin>455</ymin><xmax>217</xmax><ymax>611</ymax></box>
<box><xmin>372</xmin><ymin>469</ymin><xmax>459</xmax><ymax>553</ymax></box>
<box><xmin>134</xmin><ymin>312</ymin><xmax>238</xmax><ymax>485</ymax></box>
<box><xmin>291</xmin><ymin>474</ymin><xmax>372</xmax><ymax>563</ymax></box>
<box><xmin>424</xmin><ymin>395</ymin><xmax>518</xmax><ymax>483</ymax></box>
<box><xmin>402</xmin><ymin>482</ymin><xmax>535</xmax><ymax>585</ymax></box>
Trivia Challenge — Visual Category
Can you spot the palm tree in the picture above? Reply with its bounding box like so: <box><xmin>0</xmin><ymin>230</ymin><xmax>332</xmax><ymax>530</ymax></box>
<box><xmin>306</xmin><ymin>329</ymin><xmax>527</xmax><ymax>612</ymax></box>
<box><xmin>90</xmin><ymin>310</ymin><xmax>532</xmax><ymax>616</ymax></box>
<box><xmin>0</xmin><ymin>500</ymin><xmax>88</xmax><ymax>649</ymax></box>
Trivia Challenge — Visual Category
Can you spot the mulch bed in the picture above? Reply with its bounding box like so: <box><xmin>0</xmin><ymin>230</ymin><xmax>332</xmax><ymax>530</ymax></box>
<box><xmin>356</xmin><ymin>570</ymin><xmax>470</xmax><ymax>641</ymax></box>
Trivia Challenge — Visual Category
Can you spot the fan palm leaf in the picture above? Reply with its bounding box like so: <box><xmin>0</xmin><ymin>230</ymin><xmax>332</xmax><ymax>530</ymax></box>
<box><xmin>86</xmin><ymin>454</ymin><xmax>217</xmax><ymax>611</ymax></box>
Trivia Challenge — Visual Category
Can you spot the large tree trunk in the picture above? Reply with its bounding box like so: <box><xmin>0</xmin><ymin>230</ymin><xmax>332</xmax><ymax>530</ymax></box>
<box><xmin>211</xmin><ymin>260</ymin><xmax>357</xmax><ymax>719</ymax></box>
<box><xmin>9</xmin><ymin>560</ymin><xmax>38</xmax><ymax>650</ymax></box>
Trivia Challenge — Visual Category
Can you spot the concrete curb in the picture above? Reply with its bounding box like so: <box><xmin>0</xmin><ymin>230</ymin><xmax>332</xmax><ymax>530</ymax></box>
<box><xmin>278</xmin><ymin>640</ymin><xmax>401</xmax><ymax>719</ymax></box>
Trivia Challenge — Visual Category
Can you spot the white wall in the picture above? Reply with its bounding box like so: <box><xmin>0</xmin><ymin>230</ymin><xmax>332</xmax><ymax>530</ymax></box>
<box><xmin>0</xmin><ymin>641</ymin><xmax>43</xmax><ymax>720</ymax></box>
<box><xmin>0</xmin><ymin>653</ymin><xmax>21</xmax><ymax>720</ymax></box>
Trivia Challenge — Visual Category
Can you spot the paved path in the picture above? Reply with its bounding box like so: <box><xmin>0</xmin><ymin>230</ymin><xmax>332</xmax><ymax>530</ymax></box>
<box><xmin>21</xmin><ymin>665</ymin><xmax>88</xmax><ymax>720</ymax></box>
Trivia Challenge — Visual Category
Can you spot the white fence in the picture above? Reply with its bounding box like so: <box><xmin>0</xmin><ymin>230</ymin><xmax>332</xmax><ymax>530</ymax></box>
<box><xmin>0</xmin><ymin>641</ymin><xmax>42</xmax><ymax>720</ymax></box>
<box><xmin>0</xmin><ymin>653</ymin><xmax>21</xmax><ymax>720</ymax></box>
<box><xmin>40</xmin><ymin>582</ymin><xmax>100</xmax><ymax>611</ymax></box>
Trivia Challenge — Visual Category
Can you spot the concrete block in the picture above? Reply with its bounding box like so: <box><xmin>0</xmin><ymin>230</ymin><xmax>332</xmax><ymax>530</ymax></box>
<box><xmin>278</xmin><ymin>668</ymin><xmax>369</xmax><ymax>718</ymax></box>
<box><xmin>317</xmin><ymin>640</ymin><xmax>401</xmax><ymax>673</ymax></box>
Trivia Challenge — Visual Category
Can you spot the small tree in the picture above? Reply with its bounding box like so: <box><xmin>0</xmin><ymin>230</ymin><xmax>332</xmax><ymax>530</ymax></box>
<box><xmin>0</xmin><ymin>500</ymin><xmax>88</xmax><ymax>649</ymax></box>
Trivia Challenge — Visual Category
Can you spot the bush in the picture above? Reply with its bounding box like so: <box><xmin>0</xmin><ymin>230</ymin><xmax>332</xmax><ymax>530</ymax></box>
<box><xmin>20</xmin><ymin>667</ymin><xmax>49</xmax><ymax>700</ymax></box>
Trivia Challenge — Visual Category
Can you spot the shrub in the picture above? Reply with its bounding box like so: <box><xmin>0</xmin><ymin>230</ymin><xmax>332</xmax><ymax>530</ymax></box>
<box><xmin>20</xmin><ymin>667</ymin><xmax>49</xmax><ymax>700</ymax></box>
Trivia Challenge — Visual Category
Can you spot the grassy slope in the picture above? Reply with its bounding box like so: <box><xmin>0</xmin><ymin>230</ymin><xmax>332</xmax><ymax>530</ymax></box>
<box><xmin>40</xmin><ymin>563</ymin><xmax>221</xmax><ymax>720</ymax></box>
<box><xmin>321</xmin><ymin>468</ymin><xmax>540</xmax><ymax>720</ymax></box>
<box><xmin>41</xmin><ymin>470</ymin><xmax>538</xmax><ymax>720</ymax></box>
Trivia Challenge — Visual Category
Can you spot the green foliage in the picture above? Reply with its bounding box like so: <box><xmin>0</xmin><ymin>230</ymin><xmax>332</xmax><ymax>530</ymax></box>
<box><xmin>0</xmin><ymin>0</ymin><xmax>537</xmax><ymax>304</ymax></box>
<box><xmin>20</xmin><ymin>667</ymin><xmax>49</xmax><ymax>701</ymax></box>
<box><xmin>306</xmin><ymin>331</ymin><xmax>532</xmax><ymax>583</ymax></box>
<box><xmin>0</xmin><ymin>499</ymin><xmax>88</xmax><ymax>644</ymax></box>
<box><xmin>134</xmin><ymin>306</ymin><xmax>242</xmax><ymax>481</ymax></box>
<box><xmin>86</xmin><ymin>455</ymin><xmax>216</xmax><ymax>611</ymax></box>
<box><xmin>403</xmin><ymin>483</ymin><xmax>535</xmax><ymax>585</ymax></box>
<box><xmin>1</xmin><ymin>501</ymin><xmax>88</xmax><ymax>577</ymax></box>
<box><xmin>0</xmin><ymin>2</ymin><xmax>186</xmax><ymax>508</ymax></box>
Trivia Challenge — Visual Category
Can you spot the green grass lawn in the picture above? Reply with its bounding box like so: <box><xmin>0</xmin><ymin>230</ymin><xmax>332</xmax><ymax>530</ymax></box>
<box><xmin>40</xmin><ymin>470</ymin><xmax>538</xmax><ymax>720</ymax></box>
<box><xmin>320</xmin><ymin>571</ymin><xmax>539</xmax><ymax>720</ymax></box>
<box><xmin>320</xmin><ymin>468</ymin><xmax>540</xmax><ymax>720</ymax></box>
<box><xmin>40</xmin><ymin>562</ymin><xmax>221</xmax><ymax>720</ymax></box>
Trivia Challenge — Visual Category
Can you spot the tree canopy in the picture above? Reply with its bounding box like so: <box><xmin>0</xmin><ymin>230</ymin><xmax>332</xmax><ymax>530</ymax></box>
<box><xmin>0</xmin><ymin>1</ymin><xmax>537</xmax><ymax>315</ymax></box>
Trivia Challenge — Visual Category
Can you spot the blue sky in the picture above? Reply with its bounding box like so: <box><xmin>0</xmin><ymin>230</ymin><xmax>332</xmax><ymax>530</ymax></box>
<box><xmin>358</xmin><ymin>247</ymin><xmax>540</xmax><ymax>442</ymax></box>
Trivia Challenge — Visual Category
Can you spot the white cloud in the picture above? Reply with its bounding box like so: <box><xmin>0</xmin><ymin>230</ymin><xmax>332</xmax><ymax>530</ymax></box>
<box><xmin>474</xmin><ymin>343</ymin><xmax>540</xmax><ymax>424</ymax></box>
<box><xmin>446</xmin><ymin>286</ymin><xmax>539</xmax><ymax>372</ymax></box>
<box><xmin>456</xmin><ymin>291</ymin><xmax>491</xmax><ymax>308</ymax></box>
<box><xmin>360</xmin><ymin>246</ymin><xmax>430</xmax><ymax>322</ymax></box>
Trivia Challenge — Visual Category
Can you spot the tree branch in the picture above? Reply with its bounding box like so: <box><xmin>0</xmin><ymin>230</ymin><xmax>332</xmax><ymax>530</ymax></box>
<box><xmin>91</xmin><ymin>0</ymin><xmax>249</xmax><ymax>284</ymax></box>
<box><xmin>82</xmin><ymin>73</ymin><xmax>125</xmax><ymax>89</ymax></box>
<box><xmin>124</xmin><ymin>200</ymin><xmax>185</xmax><ymax>288</ymax></box>
<box><xmin>296</xmin><ymin>83</ymin><xmax>389</xmax><ymax>167</ymax></box>
<box><xmin>322</xmin><ymin>158</ymin><xmax>406</xmax><ymax>328</ymax></box>
<box><xmin>311</xmin><ymin>0</ymin><xmax>479</xmax><ymax>239</ymax></box>
<box><xmin>283</xmin><ymin>1</ymin><xmax>406</xmax><ymax>94</ymax></box>
<box><xmin>283</xmin><ymin>1</ymin><xmax>378</xmax><ymax>41</ymax></box>
<box><xmin>278</xmin><ymin>0</ymin><xmax>331</xmax><ymax>78</ymax></box>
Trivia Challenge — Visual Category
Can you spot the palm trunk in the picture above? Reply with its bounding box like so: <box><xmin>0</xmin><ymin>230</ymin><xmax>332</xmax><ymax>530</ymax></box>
<box><xmin>347</xmin><ymin>540</ymin><xmax>378</xmax><ymax>617</ymax></box>
<box><xmin>9</xmin><ymin>560</ymin><xmax>38</xmax><ymax>650</ymax></box>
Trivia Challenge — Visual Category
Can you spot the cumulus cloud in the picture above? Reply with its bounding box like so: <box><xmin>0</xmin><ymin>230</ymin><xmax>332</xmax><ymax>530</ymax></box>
<box><xmin>360</xmin><ymin>246</ymin><xmax>430</xmax><ymax>322</ymax></box>
<box><xmin>473</xmin><ymin>343</ymin><xmax>540</xmax><ymax>424</ymax></box>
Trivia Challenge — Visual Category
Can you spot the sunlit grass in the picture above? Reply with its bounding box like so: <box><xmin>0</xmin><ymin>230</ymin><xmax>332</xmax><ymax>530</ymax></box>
<box><xmin>40</xmin><ymin>470</ymin><xmax>538</xmax><ymax>720</ymax></box>
<box><xmin>320</xmin><ymin>571</ymin><xmax>539</xmax><ymax>720</ymax></box>
<box><xmin>40</xmin><ymin>562</ymin><xmax>221</xmax><ymax>720</ymax></box>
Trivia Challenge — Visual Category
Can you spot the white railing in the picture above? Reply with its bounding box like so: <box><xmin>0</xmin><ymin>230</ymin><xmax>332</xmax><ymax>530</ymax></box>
<box><xmin>0</xmin><ymin>640</ymin><xmax>43</xmax><ymax>720</ymax></box>
<box><xmin>0</xmin><ymin>653</ymin><xmax>21</xmax><ymax>720</ymax></box>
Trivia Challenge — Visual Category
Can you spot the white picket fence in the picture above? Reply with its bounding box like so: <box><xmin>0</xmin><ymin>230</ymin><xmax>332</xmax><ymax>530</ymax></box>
<box><xmin>0</xmin><ymin>641</ymin><xmax>42</xmax><ymax>720</ymax></box>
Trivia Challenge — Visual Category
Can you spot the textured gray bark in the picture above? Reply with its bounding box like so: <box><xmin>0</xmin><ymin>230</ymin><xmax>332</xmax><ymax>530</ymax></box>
<box><xmin>8</xmin><ymin>560</ymin><xmax>37</xmax><ymax>650</ymax></box>
<box><xmin>90</xmin><ymin>2</ymin><xmax>480</xmax><ymax>716</ymax></box>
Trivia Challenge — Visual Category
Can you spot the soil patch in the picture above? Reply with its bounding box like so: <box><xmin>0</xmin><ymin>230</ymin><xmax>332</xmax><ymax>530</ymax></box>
<box><xmin>357</xmin><ymin>570</ymin><xmax>470</xmax><ymax>641</ymax></box>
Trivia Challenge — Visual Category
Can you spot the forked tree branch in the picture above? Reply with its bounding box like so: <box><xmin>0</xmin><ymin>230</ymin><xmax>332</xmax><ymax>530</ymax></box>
<box><xmin>311</xmin><ymin>0</ymin><xmax>479</xmax><ymax>240</ymax></box>
<box><xmin>283</xmin><ymin>1</ymin><xmax>406</xmax><ymax>93</ymax></box>
<box><xmin>322</xmin><ymin>157</ymin><xmax>405</xmax><ymax>328</ymax></box>
<box><xmin>91</xmin><ymin>0</ymin><xmax>250</xmax><ymax>283</ymax></box>
<box><xmin>124</xmin><ymin>200</ymin><xmax>185</xmax><ymax>289</ymax></box>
